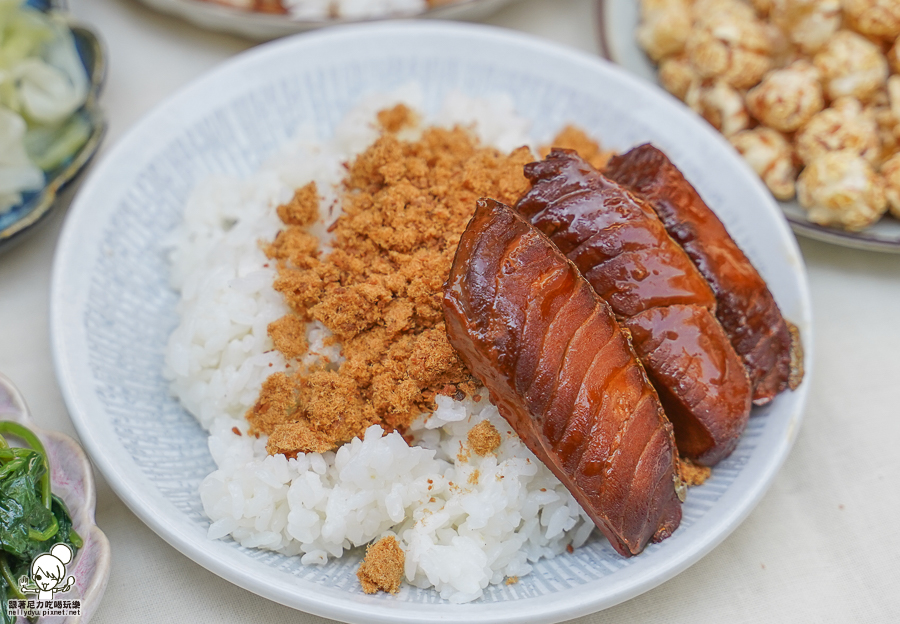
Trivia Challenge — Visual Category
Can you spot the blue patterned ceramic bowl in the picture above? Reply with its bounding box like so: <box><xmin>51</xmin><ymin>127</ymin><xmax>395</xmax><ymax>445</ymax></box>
<box><xmin>49</xmin><ymin>22</ymin><xmax>812</xmax><ymax>624</ymax></box>
<box><xmin>0</xmin><ymin>0</ymin><xmax>106</xmax><ymax>252</ymax></box>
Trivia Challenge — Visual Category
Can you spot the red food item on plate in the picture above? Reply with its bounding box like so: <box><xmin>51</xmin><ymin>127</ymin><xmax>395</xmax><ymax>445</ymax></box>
<box><xmin>517</xmin><ymin>150</ymin><xmax>751</xmax><ymax>466</ymax></box>
<box><xmin>443</xmin><ymin>197</ymin><xmax>683</xmax><ymax>557</ymax></box>
<box><xmin>606</xmin><ymin>144</ymin><xmax>802</xmax><ymax>405</ymax></box>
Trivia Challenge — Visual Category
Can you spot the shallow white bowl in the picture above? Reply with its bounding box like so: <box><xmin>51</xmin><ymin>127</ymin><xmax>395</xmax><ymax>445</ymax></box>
<box><xmin>50</xmin><ymin>22</ymin><xmax>812</xmax><ymax>624</ymax></box>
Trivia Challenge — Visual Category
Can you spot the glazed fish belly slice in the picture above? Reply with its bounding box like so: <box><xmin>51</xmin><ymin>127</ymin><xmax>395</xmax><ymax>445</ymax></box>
<box><xmin>443</xmin><ymin>197</ymin><xmax>683</xmax><ymax>557</ymax></box>
<box><xmin>606</xmin><ymin>144</ymin><xmax>803</xmax><ymax>405</ymax></box>
<box><xmin>517</xmin><ymin>149</ymin><xmax>751</xmax><ymax>466</ymax></box>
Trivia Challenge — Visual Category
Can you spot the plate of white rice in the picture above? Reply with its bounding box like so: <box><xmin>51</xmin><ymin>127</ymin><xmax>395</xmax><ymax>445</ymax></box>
<box><xmin>50</xmin><ymin>21</ymin><xmax>812</xmax><ymax>624</ymax></box>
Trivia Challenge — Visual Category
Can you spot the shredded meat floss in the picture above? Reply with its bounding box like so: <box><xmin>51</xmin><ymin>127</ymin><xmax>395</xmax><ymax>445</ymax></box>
<box><xmin>247</xmin><ymin>105</ymin><xmax>532</xmax><ymax>457</ymax></box>
<box><xmin>357</xmin><ymin>536</ymin><xmax>405</xmax><ymax>594</ymax></box>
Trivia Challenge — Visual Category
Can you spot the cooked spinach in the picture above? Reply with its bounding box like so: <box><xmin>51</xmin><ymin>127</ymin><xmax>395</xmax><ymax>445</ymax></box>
<box><xmin>0</xmin><ymin>422</ymin><xmax>81</xmax><ymax>624</ymax></box>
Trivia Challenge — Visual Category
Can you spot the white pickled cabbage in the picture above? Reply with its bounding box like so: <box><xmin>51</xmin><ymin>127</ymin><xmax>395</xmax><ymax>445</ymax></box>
<box><xmin>16</xmin><ymin>56</ymin><xmax>86</xmax><ymax>124</ymax></box>
<box><xmin>0</xmin><ymin>0</ymin><xmax>89</xmax><ymax>214</ymax></box>
<box><xmin>0</xmin><ymin>105</ymin><xmax>42</xmax><ymax>213</ymax></box>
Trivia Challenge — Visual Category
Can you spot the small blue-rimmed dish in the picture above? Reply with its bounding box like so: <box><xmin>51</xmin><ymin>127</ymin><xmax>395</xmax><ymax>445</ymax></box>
<box><xmin>0</xmin><ymin>0</ymin><xmax>106</xmax><ymax>253</ymax></box>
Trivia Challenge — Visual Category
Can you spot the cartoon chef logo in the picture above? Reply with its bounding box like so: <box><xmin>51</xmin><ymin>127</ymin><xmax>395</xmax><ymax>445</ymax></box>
<box><xmin>19</xmin><ymin>543</ymin><xmax>76</xmax><ymax>600</ymax></box>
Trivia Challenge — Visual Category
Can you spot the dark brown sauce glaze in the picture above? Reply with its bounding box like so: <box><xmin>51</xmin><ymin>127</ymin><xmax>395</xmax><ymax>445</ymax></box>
<box><xmin>517</xmin><ymin>149</ymin><xmax>751</xmax><ymax>466</ymax></box>
<box><xmin>623</xmin><ymin>305</ymin><xmax>750</xmax><ymax>465</ymax></box>
<box><xmin>605</xmin><ymin>144</ymin><xmax>803</xmax><ymax>405</ymax></box>
<box><xmin>443</xmin><ymin>198</ymin><xmax>683</xmax><ymax>557</ymax></box>
<box><xmin>517</xmin><ymin>152</ymin><xmax>716</xmax><ymax>317</ymax></box>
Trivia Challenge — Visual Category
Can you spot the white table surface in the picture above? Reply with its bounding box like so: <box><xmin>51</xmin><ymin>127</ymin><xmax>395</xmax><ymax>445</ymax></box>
<box><xmin>1</xmin><ymin>0</ymin><xmax>899</xmax><ymax>621</ymax></box>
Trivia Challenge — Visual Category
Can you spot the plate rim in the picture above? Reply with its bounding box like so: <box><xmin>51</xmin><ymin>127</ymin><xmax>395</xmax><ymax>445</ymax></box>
<box><xmin>136</xmin><ymin>0</ymin><xmax>518</xmax><ymax>39</ymax></box>
<box><xmin>595</xmin><ymin>0</ymin><xmax>900</xmax><ymax>254</ymax></box>
<box><xmin>50</xmin><ymin>20</ymin><xmax>814</xmax><ymax>624</ymax></box>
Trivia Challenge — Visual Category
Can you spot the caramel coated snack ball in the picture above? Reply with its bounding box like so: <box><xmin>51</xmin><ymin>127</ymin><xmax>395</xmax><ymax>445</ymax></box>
<box><xmin>730</xmin><ymin>127</ymin><xmax>798</xmax><ymax>200</ymax></box>
<box><xmin>813</xmin><ymin>30</ymin><xmax>889</xmax><ymax>102</ymax></box>
<box><xmin>797</xmin><ymin>151</ymin><xmax>888</xmax><ymax>231</ymax></box>
<box><xmin>795</xmin><ymin>97</ymin><xmax>881</xmax><ymax>166</ymax></box>
<box><xmin>746</xmin><ymin>60</ymin><xmax>824</xmax><ymax>132</ymax></box>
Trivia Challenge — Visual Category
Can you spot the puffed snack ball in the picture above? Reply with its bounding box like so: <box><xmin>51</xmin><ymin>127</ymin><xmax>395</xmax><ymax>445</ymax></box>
<box><xmin>881</xmin><ymin>153</ymin><xmax>900</xmax><ymax>219</ymax></box>
<box><xmin>658</xmin><ymin>55</ymin><xmax>698</xmax><ymax>101</ymax></box>
<box><xmin>730</xmin><ymin>127</ymin><xmax>799</xmax><ymax>200</ymax></box>
<box><xmin>637</xmin><ymin>0</ymin><xmax>694</xmax><ymax>62</ymax></box>
<box><xmin>686</xmin><ymin>80</ymin><xmax>751</xmax><ymax>136</ymax></box>
<box><xmin>771</xmin><ymin>0</ymin><xmax>842</xmax><ymax>54</ymax></box>
<box><xmin>841</xmin><ymin>0</ymin><xmax>900</xmax><ymax>41</ymax></box>
<box><xmin>746</xmin><ymin>59</ymin><xmax>825</xmax><ymax>132</ymax></box>
<box><xmin>864</xmin><ymin>86</ymin><xmax>900</xmax><ymax>163</ymax></box>
<box><xmin>686</xmin><ymin>0</ymin><xmax>773</xmax><ymax>89</ymax></box>
<box><xmin>865</xmin><ymin>77</ymin><xmax>900</xmax><ymax>161</ymax></box>
<box><xmin>795</xmin><ymin>97</ymin><xmax>882</xmax><ymax>166</ymax></box>
<box><xmin>867</xmin><ymin>108</ymin><xmax>899</xmax><ymax>163</ymax></box>
<box><xmin>888</xmin><ymin>39</ymin><xmax>900</xmax><ymax>74</ymax></box>
<box><xmin>889</xmin><ymin>75</ymin><xmax>900</xmax><ymax>128</ymax></box>
<box><xmin>797</xmin><ymin>150</ymin><xmax>888</xmax><ymax>230</ymax></box>
<box><xmin>693</xmin><ymin>0</ymin><xmax>759</xmax><ymax>24</ymax></box>
<box><xmin>813</xmin><ymin>30</ymin><xmax>889</xmax><ymax>102</ymax></box>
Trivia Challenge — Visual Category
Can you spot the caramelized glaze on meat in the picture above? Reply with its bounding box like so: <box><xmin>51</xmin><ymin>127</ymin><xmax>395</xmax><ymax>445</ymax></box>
<box><xmin>517</xmin><ymin>150</ymin><xmax>751</xmax><ymax>466</ymax></box>
<box><xmin>443</xmin><ymin>198</ymin><xmax>683</xmax><ymax>557</ymax></box>
<box><xmin>606</xmin><ymin>144</ymin><xmax>802</xmax><ymax>405</ymax></box>
<box><xmin>517</xmin><ymin>151</ymin><xmax>716</xmax><ymax>316</ymax></box>
<box><xmin>622</xmin><ymin>305</ymin><xmax>749</xmax><ymax>465</ymax></box>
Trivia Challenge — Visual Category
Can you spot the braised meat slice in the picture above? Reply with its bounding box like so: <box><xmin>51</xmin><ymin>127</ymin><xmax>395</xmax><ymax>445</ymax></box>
<box><xmin>622</xmin><ymin>305</ymin><xmax>750</xmax><ymax>465</ymax></box>
<box><xmin>517</xmin><ymin>151</ymin><xmax>716</xmax><ymax>316</ymax></box>
<box><xmin>606</xmin><ymin>144</ymin><xmax>802</xmax><ymax>405</ymax></box>
<box><xmin>517</xmin><ymin>150</ymin><xmax>751</xmax><ymax>466</ymax></box>
<box><xmin>443</xmin><ymin>198</ymin><xmax>683</xmax><ymax>557</ymax></box>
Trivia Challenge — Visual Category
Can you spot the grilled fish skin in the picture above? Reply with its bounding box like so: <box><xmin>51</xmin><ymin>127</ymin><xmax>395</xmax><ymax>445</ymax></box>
<box><xmin>443</xmin><ymin>197</ymin><xmax>682</xmax><ymax>557</ymax></box>
<box><xmin>605</xmin><ymin>144</ymin><xmax>802</xmax><ymax>405</ymax></box>
<box><xmin>517</xmin><ymin>150</ymin><xmax>750</xmax><ymax>466</ymax></box>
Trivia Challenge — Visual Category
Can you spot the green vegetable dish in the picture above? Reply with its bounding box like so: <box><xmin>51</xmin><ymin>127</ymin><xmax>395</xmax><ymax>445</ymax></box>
<box><xmin>0</xmin><ymin>421</ymin><xmax>81</xmax><ymax>623</ymax></box>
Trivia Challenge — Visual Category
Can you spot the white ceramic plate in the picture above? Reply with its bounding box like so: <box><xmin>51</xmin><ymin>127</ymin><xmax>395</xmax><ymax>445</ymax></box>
<box><xmin>597</xmin><ymin>0</ymin><xmax>900</xmax><ymax>253</ymax></box>
<box><xmin>138</xmin><ymin>0</ymin><xmax>517</xmax><ymax>40</ymax></box>
<box><xmin>50</xmin><ymin>22</ymin><xmax>812</xmax><ymax>624</ymax></box>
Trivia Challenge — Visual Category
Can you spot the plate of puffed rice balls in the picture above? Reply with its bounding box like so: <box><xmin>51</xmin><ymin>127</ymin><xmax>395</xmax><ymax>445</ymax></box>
<box><xmin>599</xmin><ymin>0</ymin><xmax>900</xmax><ymax>252</ymax></box>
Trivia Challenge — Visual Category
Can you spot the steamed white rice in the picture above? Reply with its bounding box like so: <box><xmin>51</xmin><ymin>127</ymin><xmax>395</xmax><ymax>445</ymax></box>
<box><xmin>163</xmin><ymin>88</ymin><xmax>595</xmax><ymax>603</ymax></box>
